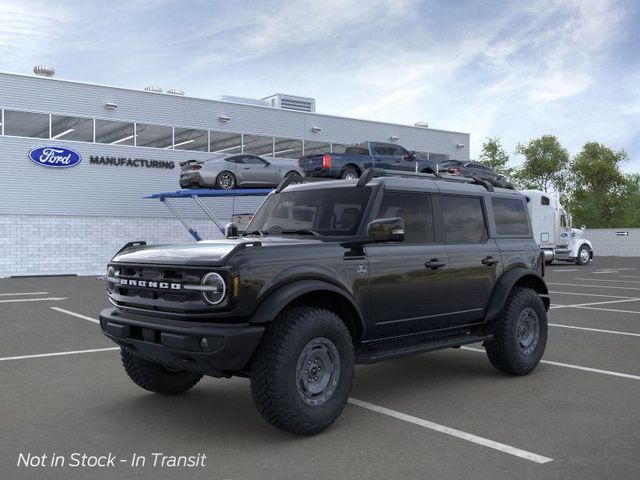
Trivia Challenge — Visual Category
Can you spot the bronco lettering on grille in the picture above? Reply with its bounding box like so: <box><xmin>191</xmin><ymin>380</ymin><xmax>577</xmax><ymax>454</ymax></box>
<box><xmin>119</xmin><ymin>278</ymin><xmax>182</xmax><ymax>290</ymax></box>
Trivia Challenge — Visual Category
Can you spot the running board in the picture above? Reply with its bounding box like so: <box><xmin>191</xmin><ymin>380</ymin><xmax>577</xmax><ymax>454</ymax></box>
<box><xmin>355</xmin><ymin>334</ymin><xmax>491</xmax><ymax>364</ymax></box>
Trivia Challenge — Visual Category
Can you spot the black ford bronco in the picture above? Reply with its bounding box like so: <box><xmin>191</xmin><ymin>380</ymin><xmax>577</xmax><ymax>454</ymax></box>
<box><xmin>100</xmin><ymin>170</ymin><xmax>550</xmax><ymax>435</ymax></box>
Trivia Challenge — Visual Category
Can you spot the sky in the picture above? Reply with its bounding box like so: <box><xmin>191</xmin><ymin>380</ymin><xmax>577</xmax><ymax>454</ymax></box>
<box><xmin>1</xmin><ymin>0</ymin><xmax>639</xmax><ymax>172</ymax></box>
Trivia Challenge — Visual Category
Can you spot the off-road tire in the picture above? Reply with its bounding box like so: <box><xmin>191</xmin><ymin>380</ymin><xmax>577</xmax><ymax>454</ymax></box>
<box><xmin>121</xmin><ymin>349</ymin><xmax>202</xmax><ymax>395</ymax></box>
<box><xmin>215</xmin><ymin>171</ymin><xmax>236</xmax><ymax>189</ymax></box>
<box><xmin>576</xmin><ymin>245</ymin><xmax>590</xmax><ymax>265</ymax></box>
<box><xmin>485</xmin><ymin>287</ymin><xmax>547</xmax><ymax>375</ymax></box>
<box><xmin>250</xmin><ymin>307</ymin><xmax>354</xmax><ymax>435</ymax></box>
<box><xmin>341</xmin><ymin>167</ymin><xmax>360</xmax><ymax>180</ymax></box>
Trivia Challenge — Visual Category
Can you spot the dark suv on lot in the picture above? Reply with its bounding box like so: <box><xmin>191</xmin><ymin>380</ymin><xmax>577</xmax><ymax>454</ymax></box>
<box><xmin>100</xmin><ymin>170</ymin><xmax>550</xmax><ymax>435</ymax></box>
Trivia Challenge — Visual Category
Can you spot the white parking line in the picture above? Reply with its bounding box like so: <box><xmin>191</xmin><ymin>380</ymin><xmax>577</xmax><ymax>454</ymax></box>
<box><xmin>550</xmin><ymin>291</ymin><xmax>639</xmax><ymax>299</ymax></box>
<box><xmin>51</xmin><ymin>307</ymin><xmax>99</xmax><ymax>324</ymax></box>
<box><xmin>573</xmin><ymin>278</ymin><xmax>640</xmax><ymax>284</ymax></box>
<box><xmin>549</xmin><ymin>323</ymin><xmax>640</xmax><ymax>337</ymax></box>
<box><xmin>0</xmin><ymin>297</ymin><xmax>67</xmax><ymax>304</ymax></box>
<box><xmin>549</xmin><ymin>298</ymin><xmax>640</xmax><ymax>310</ymax></box>
<box><xmin>621</xmin><ymin>275</ymin><xmax>640</xmax><ymax>279</ymax></box>
<box><xmin>0</xmin><ymin>347</ymin><xmax>119</xmax><ymax>362</ymax></box>
<box><xmin>461</xmin><ymin>347</ymin><xmax>640</xmax><ymax>380</ymax></box>
<box><xmin>547</xmin><ymin>282</ymin><xmax>640</xmax><ymax>291</ymax></box>
<box><xmin>0</xmin><ymin>292</ymin><xmax>49</xmax><ymax>296</ymax></box>
<box><xmin>348</xmin><ymin>398</ymin><xmax>553</xmax><ymax>464</ymax></box>
<box><xmin>550</xmin><ymin>269</ymin><xmax>578</xmax><ymax>273</ymax></box>
<box><xmin>572</xmin><ymin>306</ymin><xmax>640</xmax><ymax>315</ymax></box>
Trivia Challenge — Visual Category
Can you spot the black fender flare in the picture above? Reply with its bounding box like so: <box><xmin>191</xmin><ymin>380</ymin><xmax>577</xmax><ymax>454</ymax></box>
<box><xmin>485</xmin><ymin>268</ymin><xmax>549</xmax><ymax>322</ymax></box>
<box><xmin>248</xmin><ymin>279</ymin><xmax>365</xmax><ymax>333</ymax></box>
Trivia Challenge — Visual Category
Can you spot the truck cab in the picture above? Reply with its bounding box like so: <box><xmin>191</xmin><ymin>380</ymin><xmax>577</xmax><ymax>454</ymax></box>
<box><xmin>522</xmin><ymin>190</ymin><xmax>594</xmax><ymax>265</ymax></box>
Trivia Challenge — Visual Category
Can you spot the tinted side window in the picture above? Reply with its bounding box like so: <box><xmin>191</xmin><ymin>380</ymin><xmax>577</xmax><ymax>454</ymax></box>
<box><xmin>441</xmin><ymin>196</ymin><xmax>487</xmax><ymax>244</ymax></box>
<box><xmin>373</xmin><ymin>145</ymin><xmax>391</xmax><ymax>156</ymax></box>
<box><xmin>374</xmin><ymin>192</ymin><xmax>433</xmax><ymax>243</ymax></box>
<box><xmin>225</xmin><ymin>156</ymin><xmax>242</xmax><ymax>163</ymax></box>
<box><xmin>242</xmin><ymin>155</ymin><xmax>267</xmax><ymax>165</ymax></box>
<box><xmin>492</xmin><ymin>197</ymin><xmax>530</xmax><ymax>235</ymax></box>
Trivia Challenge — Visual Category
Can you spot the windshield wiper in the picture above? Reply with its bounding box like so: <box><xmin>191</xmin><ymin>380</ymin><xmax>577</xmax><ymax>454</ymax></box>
<box><xmin>280</xmin><ymin>229</ymin><xmax>320</xmax><ymax>236</ymax></box>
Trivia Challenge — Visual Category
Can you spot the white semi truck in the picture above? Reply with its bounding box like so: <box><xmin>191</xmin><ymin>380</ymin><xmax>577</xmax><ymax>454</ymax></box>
<box><xmin>521</xmin><ymin>190</ymin><xmax>594</xmax><ymax>266</ymax></box>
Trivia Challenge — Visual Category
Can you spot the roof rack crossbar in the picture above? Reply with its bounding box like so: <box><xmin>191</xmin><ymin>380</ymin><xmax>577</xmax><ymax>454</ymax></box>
<box><xmin>355</xmin><ymin>168</ymin><xmax>515</xmax><ymax>191</ymax></box>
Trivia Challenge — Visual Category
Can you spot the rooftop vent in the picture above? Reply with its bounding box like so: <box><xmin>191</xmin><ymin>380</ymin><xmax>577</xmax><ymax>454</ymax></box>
<box><xmin>167</xmin><ymin>88</ymin><xmax>184</xmax><ymax>96</ymax></box>
<box><xmin>262</xmin><ymin>94</ymin><xmax>316</xmax><ymax>112</ymax></box>
<box><xmin>144</xmin><ymin>85</ymin><xmax>163</xmax><ymax>93</ymax></box>
<box><xmin>33</xmin><ymin>65</ymin><xmax>55</xmax><ymax>77</ymax></box>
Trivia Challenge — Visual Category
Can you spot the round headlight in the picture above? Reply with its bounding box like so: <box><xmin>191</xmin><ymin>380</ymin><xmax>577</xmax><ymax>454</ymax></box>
<box><xmin>201</xmin><ymin>272</ymin><xmax>227</xmax><ymax>305</ymax></box>
<box><xmin>106</xmin><ymin>266</ymin><xmax>116</xmax><ymax>293</ymax></box>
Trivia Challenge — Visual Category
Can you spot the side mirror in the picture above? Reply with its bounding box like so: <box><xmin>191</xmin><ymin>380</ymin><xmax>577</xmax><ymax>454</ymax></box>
<box><xmin>367</xmin><ymin>217</ymin><xmax>405</xmax><ymax>242</ymax></box>
<box><xmin>581</xmin><ymin>224</ymin><xmax>586</xmax><ymax>231</ymax></box>
<box><xmin>225</xmin><ymin>223</ymin><xmax>239</xmax><ymax>238</ymax></box>
<box><xmin>404</xmin><ymin>151</ymin><xmax>416</xmax><ymax>160</ymax></box>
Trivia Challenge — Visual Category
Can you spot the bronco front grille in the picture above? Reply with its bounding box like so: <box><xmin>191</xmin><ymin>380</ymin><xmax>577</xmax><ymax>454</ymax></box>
<box><xmin>107</xmin><ymin>264</ymin><xmax>225</xmax><ymax>316</ymax></box>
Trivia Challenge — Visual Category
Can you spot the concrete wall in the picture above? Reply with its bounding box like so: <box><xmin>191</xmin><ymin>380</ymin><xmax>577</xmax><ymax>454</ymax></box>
<box><xmin>586</xmin><ymin>228</ymin><xmax>640</xmax><ymax>257</ymax></box>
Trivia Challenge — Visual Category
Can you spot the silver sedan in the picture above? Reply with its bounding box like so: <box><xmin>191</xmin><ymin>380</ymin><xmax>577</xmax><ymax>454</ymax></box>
<box><xmin>179</xmin><ymin>154</ymin><xmax>304</xmax><ymax>189</ymax></box>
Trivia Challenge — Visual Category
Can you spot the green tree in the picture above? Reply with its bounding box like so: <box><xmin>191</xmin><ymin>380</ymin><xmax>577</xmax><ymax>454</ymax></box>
<box><xmin>515</xmin><ymin>135</ymin><xmax>569</xmax><ymax>192</ymax></box>
<box><xmin>478</xmin><ymin>137</ymin><xmax>515</xmax><ymax>179</ymax></box>
<box><xmin>568</xmin><ymin>142</ymin><xmax>630</xmax><ymax>228</ymax></box>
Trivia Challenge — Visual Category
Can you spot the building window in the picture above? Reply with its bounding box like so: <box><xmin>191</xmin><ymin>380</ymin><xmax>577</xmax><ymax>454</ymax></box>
<box><xmin>210</xmin><ymin>131</ymin><xmax>243</xmax><ymax>154</ymax></box>
<box><xmin>173</xmin><ymin>127</ymin><xmax>208</xmax><ymax>151</ymax></box>
<box><xmin>273</xmin><ymin>137</ymin><xmax>303</xmax><ymax>159</ymax></box>
<box><xmin>244</xmin><ymin>134</ymin><xmax>274</xmax><ymax>156</ymax></box>
<box><xmin>51</xmin><ymin>115</ymin><xmax>93</xmax><ymax>142</ymax></box>
<box><xmin>95</xmin><ymin>119</ymin><xmax>134</xmax><ymax>145</ymax></box>
<box><xmin>4</xmin><ymin>110</ymin><xmax>49</xmax><ymax>138</ymax></box>
<box><xmin>303</xmin><ymin>140</ymin><xmax>331</xmax><ymax>156</ymax></box>
<box><xmin>135</xmin><ymin>123</ymin><xmax>172</xmax><ymax>148</ymax></box>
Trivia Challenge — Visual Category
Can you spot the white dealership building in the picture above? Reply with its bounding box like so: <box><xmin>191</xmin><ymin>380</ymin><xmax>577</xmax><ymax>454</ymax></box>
<box><xmin>0</xmin><ymin>68</ymin><xmax>470</xmax><ymax>277</ymax></box>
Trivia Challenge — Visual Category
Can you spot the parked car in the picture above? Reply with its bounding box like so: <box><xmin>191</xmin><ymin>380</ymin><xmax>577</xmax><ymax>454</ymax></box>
<box><xmin>101</xmin><ymin>169</ymin><xmax>549</xmax><ymax>435</ymax></box>
<box><xmin>179</xmin><ymin>155</ymin><xmax>304</xmax><ymax>189</ymax></box>
<box><xmin>298</xmin><ymin>141</ymin><xmax>437</xmax><ymax>180</ymax></box>
<box><xmin>438</xmin><ymin>160</ymin><xmax>499</xmax><ymax>179</ymax></box>
<box><xmin>438</xmin><ymin>160</ymin><xmax>515</xmax><ymax>189</ymax></box>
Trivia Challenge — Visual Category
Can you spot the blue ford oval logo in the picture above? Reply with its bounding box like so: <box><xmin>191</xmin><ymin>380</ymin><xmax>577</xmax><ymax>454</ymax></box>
<box><xmin>28</xmin><ymin>146</ymin><xmax>82</xmax><ymax>168</ymax></box>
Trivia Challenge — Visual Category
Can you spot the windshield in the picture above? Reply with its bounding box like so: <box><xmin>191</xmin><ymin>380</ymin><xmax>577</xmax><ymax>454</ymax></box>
<box><xmin>245</xmin><ymin>187</ymin><xmax>372</xmax><ymax>237</ymax></box>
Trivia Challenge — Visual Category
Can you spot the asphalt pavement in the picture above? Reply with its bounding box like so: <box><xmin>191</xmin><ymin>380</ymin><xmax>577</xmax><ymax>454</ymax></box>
<box><xmin>1</xmin><ymin>257</ymin><xmax>639</xmax><ymax>479</ymax></box>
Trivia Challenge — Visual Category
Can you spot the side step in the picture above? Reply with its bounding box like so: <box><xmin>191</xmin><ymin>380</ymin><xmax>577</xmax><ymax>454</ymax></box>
<box><xmin>355</xmin><ymin>334</ymin><xmax>491</xmax><ymax>364</ymax></box>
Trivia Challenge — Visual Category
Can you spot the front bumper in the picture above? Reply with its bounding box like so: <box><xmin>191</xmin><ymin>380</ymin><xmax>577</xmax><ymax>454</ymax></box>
<box><xmin>99</xmin><ymin>308</ymin><xmax>264</xmax><ymax>376</ymax></box>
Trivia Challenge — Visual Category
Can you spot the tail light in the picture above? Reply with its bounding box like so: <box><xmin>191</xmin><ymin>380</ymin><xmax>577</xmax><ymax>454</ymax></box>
<box><xmin>297</xmin><ymin>159</ymin><xmax>301</xmax><ymax>167</ymax></box>
<box><xmin>448</xmin><ymin>167</ymin><xmax>462</xmax><ymax>175</ymax></box>
<box><xmin>322</xmin><ymin>154</ymin><xmax>332</xmax><ymax>169</ymax></box>
<box><xmin>192</xmin><ymin>165</ymin><xmax>202</xmax><ymax>171</ymax></box>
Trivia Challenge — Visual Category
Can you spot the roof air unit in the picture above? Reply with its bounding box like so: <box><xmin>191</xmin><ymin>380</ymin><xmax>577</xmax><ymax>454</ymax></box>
<box><xmin>167</xmin><ymin>88</ymin><xmax>185</xmax><ymax>96</ymax></box>
<box><xmin>33</xmin><ymin>65</ymin><xmax>55</xmax><ymax>77</ymax></box>
<box><xmin>144</xmin><ymin>85</ymin><xmax>163</xmax><ymax>93</ymax></box>
<box><xmin>262</xmin><ymin>94</ymin><xmax>316</xmax><ymax>112</ymax></box>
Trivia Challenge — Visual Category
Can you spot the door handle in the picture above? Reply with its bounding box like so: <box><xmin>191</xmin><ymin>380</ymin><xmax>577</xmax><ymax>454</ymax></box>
<box><xmin>482</xmin><ymin>256</ymin><xmax>499</xmax><ymax>266</ymax></box>
<box><xmin>425</xmin><ymin>259</ymin><xmax>446</xmax><ymax>270</ymax></box>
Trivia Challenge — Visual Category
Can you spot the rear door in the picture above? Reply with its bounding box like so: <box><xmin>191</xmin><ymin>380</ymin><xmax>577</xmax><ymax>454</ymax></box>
<box><xmin>365</xmin><ymin>190</ymin><xmax>451</xmax><ymax>338</ymax></box>
<box><xmin>438</xmin><ymin>194</ymin><xmax>501</xmax><ymax>325</ymax></box>
<box><xmin>371</xmin><ymin>143</ymin><xmax>397</xmax><ymax>170</ymax></box>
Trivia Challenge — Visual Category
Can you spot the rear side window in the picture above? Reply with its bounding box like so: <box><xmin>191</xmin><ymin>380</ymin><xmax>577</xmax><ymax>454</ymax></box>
<box><xmin>441</xmin><ymin>196</ymin><xmax>487</xmax><ymax>243</ymax></box>
<box><xmin>492</xmin><ymin>197</ymin><xmax>530</xmax><ymax>236</ymax></box>
<box><xmin>374</xmin><ymin>191</ymin><xmax>434</xmax><ymax>243</ymax></box>
<box><xmin>345</xmin><ymin>147</ymin><xmax>369</xmax><ymax>156</ymax></box>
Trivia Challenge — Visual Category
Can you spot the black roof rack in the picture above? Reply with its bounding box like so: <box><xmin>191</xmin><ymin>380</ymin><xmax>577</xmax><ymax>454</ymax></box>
<box><xmin>356</xmin><ymin>168</ymin><xmax>516</xmax><ymax>191</ymax></box>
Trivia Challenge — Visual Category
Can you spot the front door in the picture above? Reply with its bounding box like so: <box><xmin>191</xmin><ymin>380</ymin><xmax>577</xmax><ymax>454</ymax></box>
<box><xmin>366</xmin><ymin>190</ymin><xmax>451</xmax><ymax>339</ymax></box>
